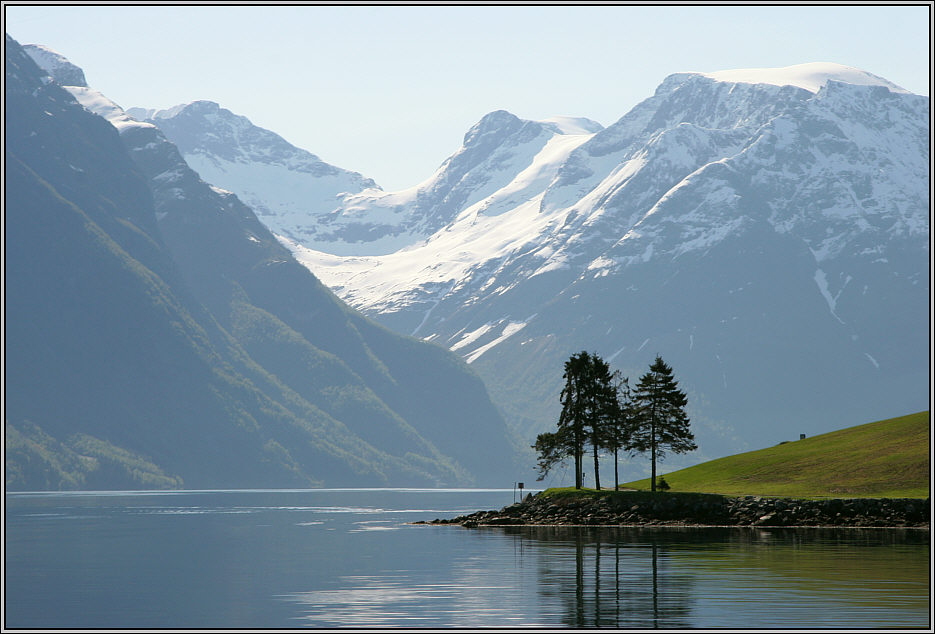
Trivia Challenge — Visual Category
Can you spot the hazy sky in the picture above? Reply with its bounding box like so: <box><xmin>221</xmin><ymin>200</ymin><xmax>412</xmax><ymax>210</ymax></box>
<box><xmin>5</xmin><ymin>4</ymin><xmax>931</xmax><ymax>190</ymax></box>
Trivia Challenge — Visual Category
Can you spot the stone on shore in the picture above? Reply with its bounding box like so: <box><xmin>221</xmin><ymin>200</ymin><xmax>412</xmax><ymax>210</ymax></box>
<box><xmin>426</xmin><ymin>491</ymin><xmax>929</xmax><ymax>529</ymax></box>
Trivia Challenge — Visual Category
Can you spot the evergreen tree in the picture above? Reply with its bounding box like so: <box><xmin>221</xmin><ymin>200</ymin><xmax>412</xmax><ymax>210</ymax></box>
<box><xmin>533</xmin><ymin>351</ymin><xmax>619</xmax><ymax>489</ymax></box>
<box><xmin>606</xmin><ymin>373</ymin><xmax>636</xmax><ymax>491</ymax></box>
<box><xmin>631</xmin><ymin>356</ymin><xmax>696</xmax><ymax>492</ymax></box>
<box><xmin>586</xmin><ymin>354</ymin><xmax>618</xmax><ymax>490</ymax></box>
<box><xmin>532</xmin><ymin>352</ymin><xmax>588</xmax><ymax>487</ymax></box>
<box><xmin>560</xmin><ymin>351</ymin><xmax>590</xmax><ymax>488</ymax></box>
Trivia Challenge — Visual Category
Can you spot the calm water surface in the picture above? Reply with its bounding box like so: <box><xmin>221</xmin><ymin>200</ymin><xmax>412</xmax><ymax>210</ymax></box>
<box><xmin>4</xmin><ymin>489</ymin><xmax>930</xmax><ymax>628</ymax></box>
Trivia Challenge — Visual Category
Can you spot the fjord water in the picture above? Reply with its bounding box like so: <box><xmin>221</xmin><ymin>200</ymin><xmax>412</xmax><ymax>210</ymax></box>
<box><xmin>5</xmin><ymin>489</ymin><xmax>929</xmax><ymax>628</ymax></box>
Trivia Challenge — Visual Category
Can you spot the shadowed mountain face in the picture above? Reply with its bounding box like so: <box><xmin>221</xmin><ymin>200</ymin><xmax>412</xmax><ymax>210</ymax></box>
<box><xmin>6</xmin><ymin>35</ymin><xmax>517</xmax><ymax>491</ymax></box>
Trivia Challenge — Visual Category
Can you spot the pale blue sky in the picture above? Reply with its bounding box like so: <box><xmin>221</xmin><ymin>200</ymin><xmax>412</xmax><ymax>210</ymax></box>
<box><xmin>5</xmin><ymin>4</ymin><xmax>931</xmax><ymax>190</ymax></box>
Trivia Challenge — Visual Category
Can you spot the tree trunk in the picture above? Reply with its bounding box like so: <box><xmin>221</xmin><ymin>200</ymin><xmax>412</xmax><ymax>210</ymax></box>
<box><xmin>650</xmin><ymin>396</ymin><xmax>657</xmax><ymax>492</ymax></box>
<box><xmin>592</xmin><ymin>443</ymin><xmax>601</xmax><ymax>490</ymax></box>
<box><xmin>651</xmin><ymin>440</ymin><xmax>656</xmax><ymax>492</ymax></box>
<box><xmin>614</xmin><ymin>446</ymin><xmax>619</xmax><ymax>491</ymax></box>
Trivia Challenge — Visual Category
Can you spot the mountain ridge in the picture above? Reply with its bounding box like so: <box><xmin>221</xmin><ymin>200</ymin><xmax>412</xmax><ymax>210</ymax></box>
<box><xmin>125</xmin><ymin>99</ymin><xmax>379</xmax><ymax>249</ymax></box>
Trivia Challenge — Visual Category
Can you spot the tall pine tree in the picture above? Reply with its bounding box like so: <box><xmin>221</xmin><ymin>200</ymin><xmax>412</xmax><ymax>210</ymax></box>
<box><xmin>532</xmin><ymin>351</ymin><xmax>591</xmax><ymax>488</ymax></box>
<box><xmin>606</xmin><ymin>373</ymin><xmax>636</xmax><ymax>491</ymax></box>
<box><xmin>586</xmin><ymin>354</ymin><xmax>618</xmax><ymax>490</ymax></box>
<box><xmin>533</xmin><ymin>351</ymin><xmax>620</xmax><ymax>489</ymax></box>
<box><xmin>562</xmin><ymin>351</ymin><xmax>591</xmax><ymax>488</ymax></box>
<box><xmin>631</xmin><ymin>356</ymin><xmax>696</xmax><ymax>492</ymax></box>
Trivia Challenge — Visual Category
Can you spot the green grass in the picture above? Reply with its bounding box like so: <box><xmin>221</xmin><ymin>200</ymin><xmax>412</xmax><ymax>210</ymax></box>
<box><xmin>616</xmin><ymin>411</ymin><xmax>930</xmax><ymax>499</ymax></box>
<box><xmin>537</xmin><ymin>487</ymin><xmax>729</xmax><ymax>505</ymax></box>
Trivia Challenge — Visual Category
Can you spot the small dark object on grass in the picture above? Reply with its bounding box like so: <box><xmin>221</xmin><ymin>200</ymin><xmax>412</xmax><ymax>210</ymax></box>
<box><xmin>656</xmin><ymin>477</ymin><xmax>670</xmax><ymax>491</ymax></box>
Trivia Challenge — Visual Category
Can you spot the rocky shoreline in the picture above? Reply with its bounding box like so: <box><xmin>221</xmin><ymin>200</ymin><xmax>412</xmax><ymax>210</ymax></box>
<box><xmin>420</xmin><ymin>491</ymin><xmax>930</xmax><ymax>528</ymax></box>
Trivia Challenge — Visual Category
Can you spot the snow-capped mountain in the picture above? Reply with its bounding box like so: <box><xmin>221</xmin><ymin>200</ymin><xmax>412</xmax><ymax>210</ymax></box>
<box><xmin>124</xmin><ymin>101</ymin><xmax>380</xmax><ymax>253</ymax></box>
<box><xmin>307</xmin><ymin>110</ymin><xmax>605</xmax><ymax>255</ymax></box>
<box><xmin>282</xmin><ymin>63</ymin><xmax>929</xmax><ymax>471</ymax></box>
<box><xmin>134</xmin><ymin>101</ymin><xmax>604</xmax><ymax>257</ymax></box>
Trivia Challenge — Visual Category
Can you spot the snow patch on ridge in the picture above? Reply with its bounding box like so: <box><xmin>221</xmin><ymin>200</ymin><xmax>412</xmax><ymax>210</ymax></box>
<box><xmin>63</xmin><ymin>86</ymin><xmax>156</xmax><ymax>134</ymax></box>
<box><xmin>451</xmin><ymin>323</ymin><xmax>494</xmax><ymax>352</ymax></box>
<box><xmin>539</xmin><ymin>115</ymin><xmax>604</xmax><ymax>135</ymax></box>
<box><xmin>697</xmin><ymin>62</ymin><xmax>911</xmax><ymax>94</ymax></box>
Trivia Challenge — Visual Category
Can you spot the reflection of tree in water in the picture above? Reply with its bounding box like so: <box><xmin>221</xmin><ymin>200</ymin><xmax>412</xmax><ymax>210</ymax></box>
<box><xmin>511</xmin><ymin>526</ymin><xmax>700</xmax><ymax>628</ymax></box>
<box><xmin>503</xmin><ymin>525</ymin><xmax>929</xmax><ymax>628</ymax></box>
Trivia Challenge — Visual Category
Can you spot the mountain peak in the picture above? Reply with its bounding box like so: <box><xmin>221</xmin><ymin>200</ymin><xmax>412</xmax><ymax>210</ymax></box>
<box><xmin>693</xmin><ymin>62</ymin><xmax>911</xmax><ymax>94</ymax></box>
<box><xmin>157</xmin><ymin>100</ymin><xmax>223</xmax><ymax>118</ymax></box>
<box><xmin>22</xmin><ymin>43</ymin><xmax>87</xmax><ymax>87</ymax></box>
<box><xmin>463</xmin><ymin>110</ymin><xmax>525</xmax><ymax>146</ymax></box>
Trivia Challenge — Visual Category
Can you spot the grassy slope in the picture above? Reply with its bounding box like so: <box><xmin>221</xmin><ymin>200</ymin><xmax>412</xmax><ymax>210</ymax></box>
<box><xmin>615</xmin><ymin>411</ymin><xmax>930</xmax><ymax>498</ymax></box>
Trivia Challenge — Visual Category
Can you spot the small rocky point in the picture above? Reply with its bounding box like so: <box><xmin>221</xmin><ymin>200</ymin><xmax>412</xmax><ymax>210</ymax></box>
<box><xmin>417</xmin><ymin>491</ymin><xmax>929</xmax><ymax>528</ymax></box>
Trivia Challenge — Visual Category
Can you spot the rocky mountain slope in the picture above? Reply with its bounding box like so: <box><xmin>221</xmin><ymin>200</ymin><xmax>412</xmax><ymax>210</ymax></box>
<box><xmin>7</xmin><ymin>36</ymin><xmax>517</xmax><ymax>490</ymax></box>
